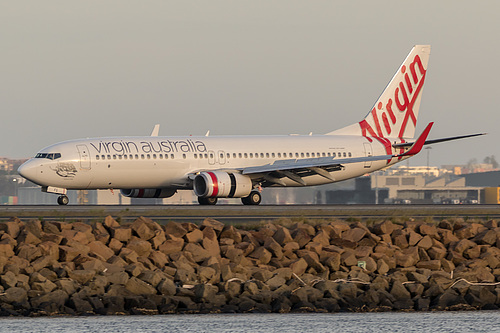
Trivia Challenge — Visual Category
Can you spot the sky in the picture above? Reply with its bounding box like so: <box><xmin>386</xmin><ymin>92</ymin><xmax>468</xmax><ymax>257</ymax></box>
<box><xmin>1</xmin><ymin>1</ymin><xmax>499</xmax><ymax>167</ymax></box>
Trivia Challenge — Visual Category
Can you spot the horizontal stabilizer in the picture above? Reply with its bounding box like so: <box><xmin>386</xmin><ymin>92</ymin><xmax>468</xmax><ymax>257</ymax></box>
<box><xmin>393</xmin><ymin>132</ymin><xmax>486</xmax><ymax>149</ymax></box>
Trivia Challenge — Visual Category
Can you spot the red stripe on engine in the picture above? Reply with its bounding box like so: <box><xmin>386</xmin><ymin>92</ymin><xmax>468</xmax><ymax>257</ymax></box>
<box><xmin>138</xmin><ymin>189</ymin><xmax>145</xmax><ymax>198</ymax></box>
<box><xmin>208</xmin><ymin>172</ymin><xmax>218</xmax><ymax>197</ymax></box>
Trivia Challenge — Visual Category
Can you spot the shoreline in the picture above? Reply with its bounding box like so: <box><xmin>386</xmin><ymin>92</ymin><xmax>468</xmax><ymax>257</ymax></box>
<box><xmin>0</xmin><ymin>215</ymin><xmax>499</xmax><ymax>316</ymax></box>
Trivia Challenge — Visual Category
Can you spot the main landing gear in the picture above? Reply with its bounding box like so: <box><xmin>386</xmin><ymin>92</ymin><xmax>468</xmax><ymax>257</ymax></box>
<box><xmin>197</xmin><ymin>191</ymin><xmax>262</xmax><ymax>205</ymax></box>
<box><xmin>241</xmin><ymin>191</ymin><xmax>261</xmax><ymax>205</ymax></box>
<box><xmin>198</xmin><ymin>197</ymin><xmax>218</xmax><ymax>205</ymax></box>
<box><xmin>57</xmin><ymin>195</ymin><xmax>69</xmax><ymax>205</ymax></box>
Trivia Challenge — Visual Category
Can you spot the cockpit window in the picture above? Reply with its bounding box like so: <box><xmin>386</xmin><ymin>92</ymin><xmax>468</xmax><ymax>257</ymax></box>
<box><xmin>35</xmin><ymin>153</ymin><xmax>61</xmax><ymax>160</ymax></box>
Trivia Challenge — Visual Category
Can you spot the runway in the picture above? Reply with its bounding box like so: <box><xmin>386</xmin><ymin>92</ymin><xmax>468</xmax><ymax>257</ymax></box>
<box><xmin>0</xmin><ymin>204</ymin><xmax>499</xmax><ymax>224</ymax></box>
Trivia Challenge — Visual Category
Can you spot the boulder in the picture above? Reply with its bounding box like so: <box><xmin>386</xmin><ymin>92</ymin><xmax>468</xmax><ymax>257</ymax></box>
<box><xmin>184</xmin><ymin>243</ymin><xmax>211</xmax><ymax>263</ymax></box>
<box><xmin>372</xmin><ymin>220</ymin><xmax>395</xmax><ymax>236</ymax></box>
<box><xmin>110</xmin><ymin>227</ymin><xmax>132</xmax><ymax>243</ymax></box>
<box><xmin>88</xmin><ymin>241</ymin><xmax>115</xmax><ymax>261</ymax></box>
<box><xmin>264</xmin><ymin>238</ymin><xmax>284</xmax><ymax>259</ymax></box>
<box><xmin>249</xmin><ymin>247</ymin><xmax>272</xmax><ymax>265</ymax></box>
<box><xmin>103</xmin><ymin>215</ymin><xmax>120</xmax><ymax>229</ymax></box>
<box><xmin>0</xmin><ymin>220</ymin><xmax>22</xmax><ymax>238</ymax></box>
<box><xmin>201</xmin><ymin>218</ymin><xmax>225</xmax><ymax>235</ymax></box>
<box><xmin>185</xmin><ymin>229</ymin><xmax>203</xmax><ymax>243</ymax></box>
<box><xmin>273</xmin><ymin>226</ymin><xmax>294</xmax><ymax>245</ymax></box>
<box><xmin>0</xmin><ymin>240</ymin><xmax>15</xmax><ymax>258</ymax></box>
<box><xmin>416</xmin><ymin>260</ymin><xmax>441</xmax><ymax>270</ymax></box>
<box><xmin>126</xmin><ymin>238</ymin><xmax>152</xmax><ymax>257</ymax></box>
<box><xmin>30</xmin><ymin>290</ymin><xmax>69</xmax><ymax>310</ymax></box>
<box><xmin>125</xmin><ymin>276</ymin><xmax>157</xmax><ymax>295</ymax></box>
<box><xmin>0</xmin><ymin>286</ymin><xmax>28</xmax><ymax>304</ymax></box>
<box><xmin>131</xmin><ymin>218</ymin><xmax>156</xmax><ymax>240</ymax></box>
<box><xmin>342</xmin><ymin>228</ymin><xmax>366</xmax><ymax>243</ymax></box>
<box><xmin>419</xmin><ymin>224</ymin><xmax>438</xmax><ymax>238</ymax></box>
<box><xmin>290</xmin><ymin>258</ymin><xmax>308</xmax><ymax>276</ymax></box>
<box><xmin>68</xmin><ymin>269</ymin><xmax>96</xmax><ymax>285</ymax></box>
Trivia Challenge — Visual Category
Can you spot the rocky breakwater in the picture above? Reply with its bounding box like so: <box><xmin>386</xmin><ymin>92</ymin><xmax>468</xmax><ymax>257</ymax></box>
<box><xmin>0</xmin><ymin>216</ymin><xmax>500</xmax><ymax>316</ymax></box>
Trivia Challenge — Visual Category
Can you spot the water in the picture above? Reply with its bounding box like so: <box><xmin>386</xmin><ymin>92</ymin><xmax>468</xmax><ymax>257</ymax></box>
<box><xmin>0</xmin><ymin>312</ymin><xmax>499</xmax><ymax>333</ymax></box>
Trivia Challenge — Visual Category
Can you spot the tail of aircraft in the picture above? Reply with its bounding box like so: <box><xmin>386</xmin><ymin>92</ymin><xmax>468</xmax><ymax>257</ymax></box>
<box><xmin>327</xmin><ymin>45</ymin><xmax>431</xmax><ymax>139</ymax></box>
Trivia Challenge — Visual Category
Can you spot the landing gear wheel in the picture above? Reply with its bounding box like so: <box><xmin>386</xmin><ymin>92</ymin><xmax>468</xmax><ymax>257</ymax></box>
<box><xmin>198</xmin><ymin>197</ymin><xmax>218</xmax><ymax>205</ymax></box>
<box><xmin>57</xmin><ymin>195</ymin><xmax>69</xmax><ymax>205</ymax></box>
<box><xmin>242</xmin><ymin>191</ymin><xmax>261</xmax><ymax>205</ymax></box>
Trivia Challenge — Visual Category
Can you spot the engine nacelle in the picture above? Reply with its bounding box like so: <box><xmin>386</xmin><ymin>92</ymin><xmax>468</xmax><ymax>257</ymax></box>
<box><xmin>194</xmin><ymin>171</ymin><xmax>253</xmax><ymax>198</ymax></box>
<box><xmin>120</xmin><ymin>188</ymin><xmax>176</xmax><ymax>198</ymax></box>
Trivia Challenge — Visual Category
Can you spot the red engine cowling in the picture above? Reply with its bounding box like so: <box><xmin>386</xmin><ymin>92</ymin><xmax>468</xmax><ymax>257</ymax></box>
<box><xmin>120</xmin><ymin>188</ymin><xmax>176</xmax><ymax>198</ymax></box>
<box><xmin>194</xmin><ymin>171</ymin><xmax>253</xmax><ymax>198</ymax></box>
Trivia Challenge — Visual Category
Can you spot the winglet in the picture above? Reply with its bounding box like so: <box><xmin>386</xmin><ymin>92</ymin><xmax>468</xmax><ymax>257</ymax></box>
<box><xmin>151</xmin><ymin>124</ymin><xmax>160</xmax><ymax>137</ymax></box>
<box><xmin>399</xmin><ymin>122</ymin><xmax>434</xmax><ymax>156</ymax></box>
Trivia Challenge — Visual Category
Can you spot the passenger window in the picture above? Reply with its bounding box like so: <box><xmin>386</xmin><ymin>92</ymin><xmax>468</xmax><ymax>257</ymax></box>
<box><xmin>118</xmin><ymin>155</ymin><xmax>122</xmax><ymax>160</ymax></box>
<box><xmin>306</xmin><ymin>153</ymin><xmax>310</xmax><ymax>157</ymax></box>
<box><xmin>343</xmin><ymin>152</ymin><xmax>347</xmax><ymax>157</ymax></box>
<box><xmin>135</xmin><ymin>154</ymin><xmax>139</xmax><ymax>159</ymax></box>
<box><xmin>153</xmin><ymin>154</ymin><xmax>156</xmax><ymax>159</ymax></box>
<box><xmin>183</xmin><ymin>154</ymin><xmax>186</xmax><ymax>159</ymax></box>
<box><xmin>141</xmin><ymin>154</ymin><xmax>145</xmax><ymax>159</ymax></box>
<box><xmin>301</xmin><ymin>153</ymin><xmax>304</xmax><ymax>158</ymax></box>
<box><xmin>260</xmin><ymin>153</ymin><xmax>264</xmax><ymax>158</ymax></box>
<box><xmin>171</xmin><ymin>154</ymin><xmax>174</xmax><ymax>159</ymax></box>
<box><xmin>107</xmin><ymin>155</ymin><xmax>111</xmax><ymax>159</ymax></box>
<box><xmin>266</xmin><ymin>153</ymin><xmax>269</xmax><ymax>158</ymax></box>
<box><xmin>327</xmin><ymin>153</ymin><xmax>331</xmax><ymax>157</ymax></box>
<box><xmin>159</xmin><ymin>154</ymin><xmax>163</xmax><ymax>159</ymax></box>
<box><xmin>244</xmin><ymin>153</ymin><xmax>248</xmax><ymax>158</ymax></box>
<box><xmin>124</xmin><ymin>155</ymin><xmax>128</xmax><ymax>160</ymax></box>
<box><xmin>322</xmin><ymin>152</ymin><xmax>326</xmax><ymax>157</ymax></box>
<box><xmin>275</xmin><ymin>153</ymin><xmax>279</xmax><ymax>158</ymax></box>
<box><xmin>249</xmin><ymin>153</ymin><xmax>253</xmax><ymax>158</ymax></box>
<box><xmin>204</xmin><ymin>154</ymin><xmax>208</xmax><ymax>158</ymax></box>
<box><xmin>96</xmin><ymin>155</ymin><xmax>100</xmax><ymax>160</ymax></box>
<box><xmin>348</xmin><ymin>152</ymin><xmax>352</xmax><ymax>157</ymax></box>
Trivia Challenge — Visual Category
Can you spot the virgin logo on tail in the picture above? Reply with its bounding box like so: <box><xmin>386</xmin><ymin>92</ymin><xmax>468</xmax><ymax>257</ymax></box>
<box><xmin>359</xmin><ymin>54</ymin><xmax>427</xmax><ymax>139</ymax></box>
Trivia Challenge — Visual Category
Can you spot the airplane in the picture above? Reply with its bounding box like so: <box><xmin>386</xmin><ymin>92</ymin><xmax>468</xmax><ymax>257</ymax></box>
<box><xmin>17</xmin><ymin>45</ymin><xmax>484</xmax><ymax>205</ymax></box>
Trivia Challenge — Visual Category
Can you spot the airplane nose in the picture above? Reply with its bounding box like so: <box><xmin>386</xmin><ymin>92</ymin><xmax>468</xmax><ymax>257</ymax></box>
<box><xmin>17</xmin><ymin>160</ymin><xmax>39</xmax><ymax>183</ymax></box>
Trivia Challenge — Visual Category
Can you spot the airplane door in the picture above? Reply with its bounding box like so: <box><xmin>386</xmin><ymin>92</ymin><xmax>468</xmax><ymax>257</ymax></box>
<box><xmin>363</xmin><ymin>143</ymin><xmax>372</xmax><ymax>168</ymax></box>
<box><xmin>77</xmin><ymin>144</ymin><xmax>91</xmax><ymax>170</ymax></box>
<box><xmin>218</xmin><ymin>150</ymin><xmax>226</xmax><ymax>165</ymax></box>
<box><xmin>208</xmin><ymin>150</ymin><xmax>215</xmax><ymax>165</ymax></box>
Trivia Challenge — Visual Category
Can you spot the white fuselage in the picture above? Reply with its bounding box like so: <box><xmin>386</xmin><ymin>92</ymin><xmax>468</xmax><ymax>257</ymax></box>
<box><xmin>18</xmin><ymin>134</ymin><xmax>403</xmax><ymax>191</ymax></box>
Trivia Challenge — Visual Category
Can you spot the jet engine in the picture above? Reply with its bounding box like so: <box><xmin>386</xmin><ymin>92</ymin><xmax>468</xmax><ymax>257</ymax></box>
<box><xmin>194</xmin><ymin>171</ymin><xmax>253</xmax><ymax>198</ymax></box>
<box><xmin>120</xmin><ymin>188</ymin><xmax>176</xmax><ymax>198</ymax></box>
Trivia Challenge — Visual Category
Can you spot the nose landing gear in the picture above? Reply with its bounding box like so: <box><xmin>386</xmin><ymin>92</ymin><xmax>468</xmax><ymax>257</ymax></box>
<box><xmin>57</xmin><ymin>195</ymin><xmax>69</xmax><ymax>205</ymax></box>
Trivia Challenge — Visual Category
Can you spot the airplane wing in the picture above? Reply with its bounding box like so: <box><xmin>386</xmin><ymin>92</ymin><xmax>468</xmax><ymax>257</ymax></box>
<box><xmin>240</xmin><ymin>123</ymin><xmax>434</xmax><ymax>186</ymax></box>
